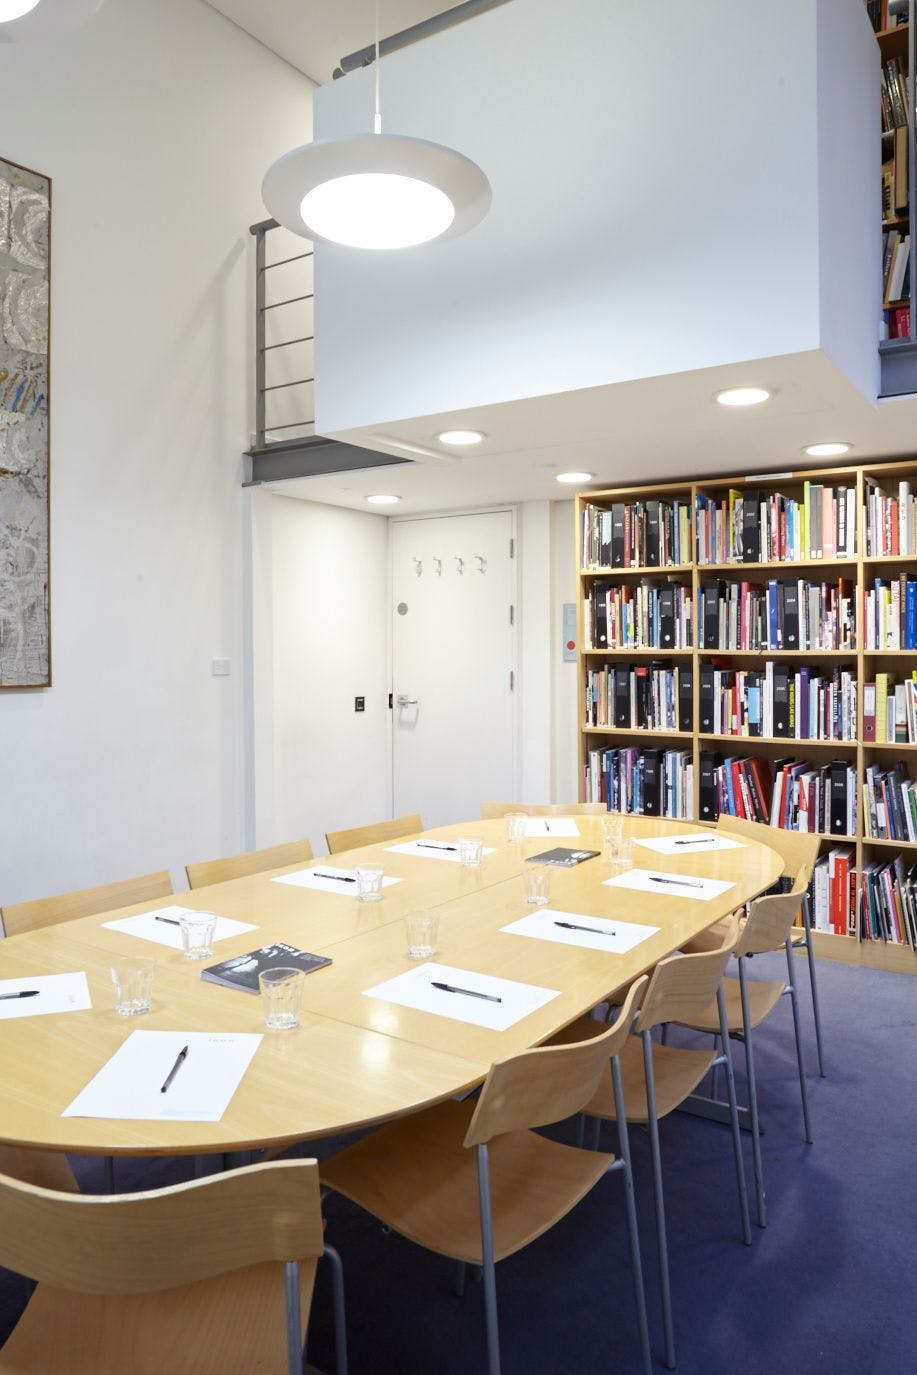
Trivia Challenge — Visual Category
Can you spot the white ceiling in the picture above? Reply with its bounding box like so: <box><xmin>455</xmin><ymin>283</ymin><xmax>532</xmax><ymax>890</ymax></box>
<box><xmin>205</xmin><ymin>0</ymin><xmax>452</xmax><ymax>84</ymax></box>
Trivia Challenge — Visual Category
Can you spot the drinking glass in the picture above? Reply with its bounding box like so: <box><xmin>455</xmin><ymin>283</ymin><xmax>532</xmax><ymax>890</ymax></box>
<box><xmin>458</xmin><ymin>838</ymin><xmax>484</xmax><ymax>868</ymax></box>
<box><xmin>110</xmin><ymin>957</ymin><xmax>155</xmax><ymax>1017</ymax></box>
<box><xmin>523</xmin><ymin>864</ymin><xmax>551</xmax><ymax>905</ymax></box>
<box><xmin>611</xmin><ymin>835</ymin><xmax>635</xmax><ymax>870</ymax></box>
<box><xmin>505</xmin><ymin>812</ymin><xmax>527</xmax><ymax>843</ymax></box>
<box><xmin>601</xmin><ymin>814</ymin><xmax>624</xmax><ymax>846</ymax></box>
<box><xmin>355</xmin><ymin>865</ymin><xmax>385</xmax><ymax>902</ymax></box>
<box><xmin>179</xmin><ymin>912</ymin><xmax>216</xmax><ymax>961</ymax></box>
<box><xmin>259</xmin><ymin>967</ymin><xmax>305</xmax><ymax>1030</ymax></box>
<box><xmin>404</xmin><ymin>909</ymin><xmax>439</xmax><ymax>959</ymax></box>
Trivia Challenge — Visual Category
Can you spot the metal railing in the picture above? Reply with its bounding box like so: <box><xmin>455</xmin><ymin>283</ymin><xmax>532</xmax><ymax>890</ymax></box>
<box><xmin>250</xmin><ymin>217</ymin><xmax>315</xmax><ymax>450</ymax></box>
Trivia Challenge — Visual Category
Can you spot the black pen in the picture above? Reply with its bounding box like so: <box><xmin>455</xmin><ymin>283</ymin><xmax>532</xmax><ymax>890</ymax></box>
<box><xmin>314</xmin><ymin>872</ymin><xmax>356</xmax><ymax>883</ymax></box>
<box><xmin>554</xmin><ymin>921</ymin><xmax>616</xmax><ymax>937</ymax></box>
<box><xmin>0</xmin><ymin>990</ymin><xmax>39</xmax><ymax>1000</ymax></box>
<box><xmin>418</xmin><ymin>843</ymin><xmax>457</xmax><ymax>852</ymax></box>
<box><xmin>160</xmin><ymin>1045</ymin><xmax>189</xmax><ymax>1093</ymax></box>
<box><xmin>673</xmin><ymin>838</ymin><xmax>715</xmax><ymax>846</ymax></box>
<box><xmin>431</xmin><ymin>980</ymin><xmax>502</xmax><ymax>1004</ymax></box>
<box><xmin>544</xmin><ymin>821</ymin><xmax>551</xmax><ymax>833</ymax></box>
<box><xmin>648</xmin><ymin>875</ymin><xmax>704</xmax><ymax>889</ymax></box>
<box><xmin>155</xmin><ymin>915</ymin><xmax>181</xmax><ymax>926</ymax></box>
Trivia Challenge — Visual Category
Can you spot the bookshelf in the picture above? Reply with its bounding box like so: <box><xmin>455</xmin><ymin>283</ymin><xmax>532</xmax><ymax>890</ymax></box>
<box><xmin>575</xmin><ymin>459</ymin><xmax>917</xmax><ymax>975</ymax></box>
<box><xmin>871</xmin><ymin>0</ymin><xmax>916</xmax><ymax>351</ymax></box>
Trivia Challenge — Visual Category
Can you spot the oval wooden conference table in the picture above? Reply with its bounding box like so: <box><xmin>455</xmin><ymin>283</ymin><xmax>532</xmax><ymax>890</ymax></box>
<box><xmin>0</xmin><ymin>816</ymin><xmax>782</xmax><ymax>1160</ymax></box>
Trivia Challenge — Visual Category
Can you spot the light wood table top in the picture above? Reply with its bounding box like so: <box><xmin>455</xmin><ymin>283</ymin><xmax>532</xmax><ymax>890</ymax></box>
<box><xmin>0</xmin><ymin>816</ymin><xmax>781</xmax><ymax>1156</ymax></box>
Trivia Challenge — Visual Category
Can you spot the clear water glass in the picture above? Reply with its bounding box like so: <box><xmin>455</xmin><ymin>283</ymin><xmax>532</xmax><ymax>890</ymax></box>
<box><xmin>355</xmin><ymin>865</ymin><xmax>385</xmax><ymax>902</ymax></box>
<box><xmin>458</xmin><ymin>838</ymin><xmax>484</xmax><ymax>868</ymax></box>
<box><xmin>505</xmin><ymin>812</ymin><xmax>527</xmax><ymax>843</ymax></box>
<box><xmin>110</xmin><ymin>956</ymin><xmax>155</xmax><ymax>1017</ymax></box>
<box><xmin>259</xmin><ymin>967</ymin><xmax>305</xmax><ymax>1030</ymax></box>
<box><xmin>601</xmin><ymin>814</ymin><xmax>624</xmax><ymax>846</ymax></box>
<box><xmin>611</xmin><ymin>835</ymin><xmax>635</xmax><ymax>870</ymax></box>
<box><xmin>179</xmin><ymin>912</ymin><xmax>216</xmax><ymax>961</ymax></box>
<box><xmin>523</xmin><ymin>864</ymin><xmax>551</xmax><ymax>905</ymax></box>
<box><xmin>404</xmin><ymin>909</ymin><xmax>439</xmax><ymax>959</ymax></box>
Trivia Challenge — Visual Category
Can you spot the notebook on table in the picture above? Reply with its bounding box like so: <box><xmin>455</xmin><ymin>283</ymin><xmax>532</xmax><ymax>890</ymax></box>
<box><xmin>201</xmin><ymin>941</ymin><xmax>331</xmax><ymax>993</ymax></box>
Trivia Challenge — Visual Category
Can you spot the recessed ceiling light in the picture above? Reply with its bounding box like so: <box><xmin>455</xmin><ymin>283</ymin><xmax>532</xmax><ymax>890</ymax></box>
<box><xmin>0</xmin><ymin>0</ymin><xmax>103</xmax><ymax>41</ymax></box>
<box><xmin>556</xmin><ymin>471</ymin><xmax>594</xmax><ymax>484</ymax></box>
<box><xmin>804</xmin><ymin>442</ymin><xmax>851</xmax><ymax>458</ymax></box>
<box><xmin>715</xmin><ymin>387</ymin><xmax>772</xmax><ymax>408</ymax></box>
<box><xmin>436</xmin><ymin>429</ymin><xmax>485</xmax><ymax>446</ymax></box>
<box><xmin>0</xmin><ymin>1</ymin><xmax>40</xmax><ymax>19</ymax></box>
<box><xmin>366</xmin><ymin>493</ymin><xmax>400</xmax><ymax>505</ymax></box>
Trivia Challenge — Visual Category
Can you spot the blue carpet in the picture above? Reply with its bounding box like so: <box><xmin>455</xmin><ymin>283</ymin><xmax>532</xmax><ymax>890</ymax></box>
<box><xmin>2</xmin><ymin>952</ymin><xmax>915</xmax><ymax>1373</ymax></box>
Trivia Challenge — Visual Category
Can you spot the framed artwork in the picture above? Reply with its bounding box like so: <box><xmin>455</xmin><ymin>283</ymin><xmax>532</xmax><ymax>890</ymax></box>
<box><xmin>0</xmin><ymin>153</ymin><xmax>50</xmax><ymax>689</ymax></box>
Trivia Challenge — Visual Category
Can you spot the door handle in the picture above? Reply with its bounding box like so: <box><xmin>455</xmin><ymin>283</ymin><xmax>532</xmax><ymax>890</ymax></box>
<box><xmin>396</xmin><ymin>694</ymin><xmax>419</xmax><ymax>706</ymax></box>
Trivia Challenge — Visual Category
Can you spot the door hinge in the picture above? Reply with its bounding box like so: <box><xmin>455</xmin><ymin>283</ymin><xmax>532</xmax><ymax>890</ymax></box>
<box><xmin>509</xmin><ymin>604</ymin><xmax>515</xmax><ymax>626</ymax></box>
<box><xmin>509</xmin><ymin>538</ymin><xmax>515</xmax><ymax>559</ymax></box>
<box><xmin>388</xmin><ymin>692</ymin><xmax>393</xmax><ymax>709</ymax></box>
<box><xmin>510</xmin><ymin>670</ymin><xmax>515</xmax><ymax>691</ymax></box>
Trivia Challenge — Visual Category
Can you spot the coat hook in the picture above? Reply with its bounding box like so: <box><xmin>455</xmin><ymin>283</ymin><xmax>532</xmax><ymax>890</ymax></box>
<box><xmin>474</xmin><ymin>554</ymin><xmax>486</xmax><ymax>573</ymax></box>
<box><xmin>433</xmin><ymin>557</ymin><xmax>442</xmax><ymax>576</ymax></box>
<box><xmin>454</xmin><ymin>556</ymin><xmax>464</xmax><ymax>574</ymax></box>
<box><xmin>412</xmin><ymin>557</ymin><xmax>422</xmax><ymax>577</ymax></box>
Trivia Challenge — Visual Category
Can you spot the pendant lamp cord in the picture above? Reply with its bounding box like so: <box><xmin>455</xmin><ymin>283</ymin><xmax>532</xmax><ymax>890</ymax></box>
<box><xmin>373</xmin><ymin>0</ymin><xmax>382</xmax><ymax>134</ymax></box>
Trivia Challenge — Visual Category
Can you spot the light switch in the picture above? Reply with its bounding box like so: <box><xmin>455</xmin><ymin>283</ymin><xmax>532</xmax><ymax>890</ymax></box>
<box><xmin>212</xmin><ymin>658</ymin><xmax>230</xmax><ymax>677</ymax></box>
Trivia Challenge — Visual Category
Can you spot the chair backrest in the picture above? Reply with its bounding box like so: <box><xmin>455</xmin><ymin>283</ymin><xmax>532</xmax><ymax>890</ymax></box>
<box><xmin>634</xmin><ymin>915</ymin><xmax>740</xmax><ymax>1034</ymax></box>
<box><xmin>0</xmin><ymin>1160</ymin><xmax>323</xmax><ymax>1295</ymax></box>
<box><xmin>738</xmin><ymin>868</ymin><xmax>811</xmax><ymax>958</ymax></box>
<box><xmin>325</xmin><ymin>813</ymin><xmax>423</xmax><ymax>855</ymax></box>
<box><xmin>1</xmin><ymin>871</ymin><xmax>173</xmax><ymax>939</ymax></box>
<box><xmin>716</xmin><ymin>814</ymin><xmax>819</xmax><ymax>881</ymax></box>
<box><xmin>480</xmin><ymin>801</ymin><xmax>608</xmax><ymax>819</ymax></box>
<box><xmin>185</xmin><ymin>839</ymin><xmax>313</xmax><ymax>890</ymax></box>
<box><xmin>464</xmin><ymin>975</ymin><xmax>648</xmax><ymax>1147</ymax></box>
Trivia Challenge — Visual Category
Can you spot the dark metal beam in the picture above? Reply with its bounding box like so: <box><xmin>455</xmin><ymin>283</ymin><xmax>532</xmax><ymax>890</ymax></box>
<box><xmin>245</xmin><ymin>436</ymin><xmax>409</xmax><ymax>486</ymax></box>
<box><xmin>334</xmin><ymin>0</ymin><xmax>512</xmax><ymax>76</ymax></box>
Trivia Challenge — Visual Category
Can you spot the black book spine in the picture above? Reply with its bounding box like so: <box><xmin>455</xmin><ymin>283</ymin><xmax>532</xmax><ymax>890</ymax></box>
<box><xmin>611</xmin><ymin>504</ymin><xmax>625</xmax><ymax>568</ymax></box>
<box><xmin>782</xmin><ymin>579</ymin><xmax>800</xmax><ymax>649</ymax></box>
<box><xmin>593</xmin><ymin>580</ymin><xmax>609</xmax><ymax>648</ymax></box>
<box><xmin>742</xmin><ymin>490</ymin><xmax>760</xmax><ymax>563</ymax></box>
<box><xmin>829</xmin><ymin>761</ymin><xmax>848</xmax><ymax>836</ymax></box>
<box><xmin>643</xmin><ymin>749</ymin><xmax>662</xmax><ymax>816</ymax></box>
<box><xmin>772</xmin><ymin>666</ymin><xmax>791</xmax><ymax>737</ymax></box>
<box><xmin>646</xmin><ymin>500</ymin><xmax>661</xmax><ymax>567</ymax></box>
<box><xmin>699</xmin><ymin>664</ymin><xmax>715</xmax><ymax>733</ymax></box>
<box><xmin>658</xmin><ymin>583</ymin><xmax>676</xmax><ymax>648</ymax></box>
<box><xmin>699</xmin><ymin>750</ymin><xmax>721</xmax><ymax>821</ymax></box>
<box><xmin>678</xmin><ymin>664</ymin><xmax>693</xmax><ymax>732</ymax></box>
<box><xmin>703</xmin><ymin>580</ymin><xmax>722</xmax><ymax>649</ymax></box>
<box><xmin>614</xmin><ymin>667</ymin><xmax>630</xmax><ymax>728</ymax></box>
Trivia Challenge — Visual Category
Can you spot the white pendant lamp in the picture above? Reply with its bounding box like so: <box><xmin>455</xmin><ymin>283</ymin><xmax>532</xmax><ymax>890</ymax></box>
<box><xmin>0</xmin><ymin>0</ymin><xmax>103</xmax><ymax>42</ymax></box>
<box><xmin>262</xmin><ymin>1</ymin><xmax>491</xmax><ymax>250</ymax></box>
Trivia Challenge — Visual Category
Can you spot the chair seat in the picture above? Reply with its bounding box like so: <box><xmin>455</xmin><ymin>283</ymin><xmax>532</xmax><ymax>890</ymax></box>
<box><xmin>0</xmin><ymin>1260</ymin><xmax>316</xmax><ymax>1375</ymax></box>
<box><xmin>548</xmin><ymin>1020</ymin><xmax>715</xmax><ymax>1122</ymax></box>
<box><xmin>681</xmin><ymin>975</ymin><xmax>785</xmax><ymax>1034</ymax></box>
<box><xmin>320</xmin><ymin>1096</ymin><xmax>613</xmax><ymax>1266</ymax></box>
<box><xmin>680</xmin><ymin>913</ymin><xmax>744</xmax><ymax>954</ymax></box>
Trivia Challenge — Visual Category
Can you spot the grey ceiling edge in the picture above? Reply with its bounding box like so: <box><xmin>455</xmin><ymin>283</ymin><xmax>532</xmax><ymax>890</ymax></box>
<box><xmin>244</xmin><ymin>437</ymin><xmax>410</xmax><ymax>485</ymax></box>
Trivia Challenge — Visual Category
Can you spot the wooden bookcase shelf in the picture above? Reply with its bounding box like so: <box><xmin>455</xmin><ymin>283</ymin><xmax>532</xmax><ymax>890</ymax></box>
<box><xmin>575</xmin><ymin>458</ymin><xmax>917</xmax><ymax>971</ymax></box>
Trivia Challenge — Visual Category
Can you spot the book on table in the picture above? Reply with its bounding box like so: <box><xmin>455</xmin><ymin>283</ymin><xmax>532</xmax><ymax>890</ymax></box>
<box><xmin>202</xmin><ymin>941</ymin><xmax>331</xmax><ymax>992</ymax></box>
<box><xmin>526</xmin><ymin>847</ymin><xmax>600</xmax><ymax>866</ymax></box>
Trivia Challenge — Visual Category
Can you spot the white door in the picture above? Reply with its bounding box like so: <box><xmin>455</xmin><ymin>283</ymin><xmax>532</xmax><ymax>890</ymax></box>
<box><xmin>392</xmin><ymin>511</ymin><xmax>515</xmax><ymax>827</ymax></box>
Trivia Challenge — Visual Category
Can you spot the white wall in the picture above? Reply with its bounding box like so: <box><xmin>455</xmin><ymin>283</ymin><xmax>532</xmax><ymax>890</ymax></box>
<box><xmin>257</xmin><ymin>493</ymin><xmax>391</xmax><ymax>856</ymax></box>
<box><xmin>0</xmin><ymin>0</ymin><xmax>312</xmax><ymax>902</ymax></box>
<box><xmin>551</xmin><ymin>501</ymin><xmax>578</xmax><ymax>803</ymax></box>
<box><xmin>312</xmin><ymin>0</ymin><xmax>875</xmax><ymax>437</ymax></box>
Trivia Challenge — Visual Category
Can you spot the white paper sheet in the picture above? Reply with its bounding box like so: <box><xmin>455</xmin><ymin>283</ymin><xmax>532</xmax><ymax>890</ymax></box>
<box><xmin>0</xmin><ymin>972</ymin><xmax>92</xmax><ymax>1021</ymax></box>
<box><xmin>363</xmin><ymin>962</ymin><xmax>560</xmax><ymax>1032</ymax></box>
<box><xmin>62</xmin><ymin>1030</ymin><xmax>262</xmax><ymax>1122</ymax></box>
<box><xmin>102</xmin><ymin>906</ymin><xmax>257</xmax><ymax>950</ymax></box>
<box><xmin>271</xmin><ymin>866</ymin><xmax>402</xmax><ymax>895</ymax></box>
<box><xmin>602</xmin><ymin>869</ymin><xmax>735</xmax><ymax>902</ymax></box>
<box><xmin>501</xmin><ymin>908</ymin><xmax>660</xmax><ymax>954</ymax></box>
<box><xmin>385</xmin><ymin>840</ymin><xmax>498</xmax><ymax>864</ymax></box>
<box><xmin>634</xmin><ymin>832</ymin><xmax>745</xmax><ymax>856</ymax></box>
<box><xmin>523</xmin><ymin>817</ymin><xmax>580</xmax><ymax>837</ymax></box>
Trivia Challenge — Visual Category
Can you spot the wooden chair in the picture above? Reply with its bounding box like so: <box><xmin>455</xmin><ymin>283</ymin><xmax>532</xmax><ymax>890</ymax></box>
<box><xmin>1</xmin><ymin>871</ymin><xmax>173</xmax><ymax>939</ymax></box>
<box><xmin>0</xmin><ymin>1159</ymin><xmax>347</xmax><ymax>1375</ymax></box>
<box><xmin>718</xmin><ymin>815</ymin><xmax>826</xmax><ymax>1077</ymax></box>
<box><xmin>185</xmin><ymin>839</ymin><xmax>313</xmax><ymax>890</ymax></box>
<box><xmin>553</xmin><ymin>920</ymin><xmax>750</xmax><ymax>1371</ymax></box>
<box><xmin>321</xmin><ymin>977</ymin><xmax>652</xmax><ymax>1375</ymax></box>
<box><xmin>324</xmin><ymin>813</ymin><xmax>423</xmax><ymax>855</ymax></box>
<box><xmin>678</xmin><ymin>869</ymin><xmax>813</xmax><ymax>1228</ymax></box>
<box><xmin>479</xmin><ymin>801</ymin><xmax>608</xmax><ymax>818</ymax></box>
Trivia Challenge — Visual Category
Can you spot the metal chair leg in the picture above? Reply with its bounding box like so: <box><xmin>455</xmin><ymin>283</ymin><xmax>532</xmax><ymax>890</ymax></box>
<box><xmin>785</xmin><ymin>938</ymin><xmax>814</xmax><ymax>1144</ymax></box>
<box><xmin>643</xmin><ymin>1030</ymin><xmax>676</xmax><ymax>1370</ymax></box>
<box><xmin>576</xmin><ymin>1112</ymin><xmax>586</xmax><ymax>1148</ymax></box>
<box><xmin>454</xmin><ymin>1260</ymin><xmax>467</xmax><ymax>1297</ymax></box>
<box><xmin>802</xmin><ymin>892</ymin><xmax>827</xmax><ymax>1077</ymax></box>
<box><xmin>323</xmin><ymin>1245</ymin><xmax>349</xmax><ymax>1375</ymax></box>
<box><xmin>103</xmin><ymin>1156</ymin><xmax>115</xmax><ymax>1194</ymax></box>
<box><xmin>717</xmin><ymin>985</ymin><xmax>752</xmax><ymax>1247</ymax></box>
<box><xmin>612</xmin><ymin>1055</ymin><xmax>653</xmax><ymax>1375</ymax></box>
<box><xmin>591</xmin><ymin>1114</ymin><xmax>602</xmax><ymax>1152</ymax></box>
<box><xmin>476</xmin><ymin>1143</ymin><xmax>502</xmax><ymax>1375</ymax></box>
<box><xmin>284</xmin><ymin>1260</ymin><xmax>302</xmax><ymax>1375</ymax></box>
<box><xmin>737</xmin><ymin>960</ymin><xmax>766</xmax><ymax>1228</ymax></box>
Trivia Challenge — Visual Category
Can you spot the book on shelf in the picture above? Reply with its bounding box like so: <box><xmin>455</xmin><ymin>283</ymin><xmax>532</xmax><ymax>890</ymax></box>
<box><xmin>811</xmin><ymin>846</ymin><xmax>856</xmax><ymax>936</ymax></box>
<box><xmin>583</xmin><ymin>579</ymin><xmax>693</xmax><ymax>650</ymax></box>
<box><xmin>696</xmin><ymin>576</ymin><xmax>854</xmax><ymax>651</ymax></box>
<box><xmin>881</xmin><ymin>55</ymin><xmax>910</xmax><ymax>133</ymax></box>
<box><xmin>585</xmin><ymin>660</ymin><xmax>691</xmax><ymax>732</ymax></box>
<box><xmin>861</xmin><ymin>856</ymin><xmax>917</xmax><ymax>947</ymax></box>
<box><xmin>865</xmin><ymin>479</ymin><xmax>917</xmax><ymax>556</ymax></box>
<box><xmin>864</xmin><ymin>760</ymin><xmax>917</xmax><ymax>839</ymax></box>
<box><xmin>864</xmin><ymin>575</ymin><xmax>917</xmax><ymax>648</ymax></box>
<box><xmin>699</xmin><ymin>752</ymin><xmax>857</xmax><ymax>835</ymax></box>
<box><xmin>695</xmin><ymin>484</ymin><xmax>856</xmax><ymax>564</ymax></box>
<box><xmin>889</xmin><ymin>305</ymin><xmax>911</xmax><ymax>338</ymax></box>
<box><xmin>699</xmin><ymin>662</ymin><xmax>857</xmax><ymax>741</ymax></box>
<box><xmin>201</xmin><ymin>941</ymin><xmax>332</xmax><ymax>992</ymax></box>
<box><xmin>581</xmin><ymin>498</ymin><xmax>691</xmax><ymax>569</ymax></box>
<box><xmin>884</xmin><ymin>233</ymin><xmax>911</xmax><ymax>305</ymax></box>
<box><xmin>584</xmin><ymin>745</ymin><xmax>694</xmax><ymax>819</ymax></box>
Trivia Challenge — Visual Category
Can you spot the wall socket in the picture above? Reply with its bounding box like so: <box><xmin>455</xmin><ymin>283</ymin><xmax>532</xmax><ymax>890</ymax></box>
<box><xmin>211</xmin><ymin>658</ymin><xmax>230</xmax><ymax>677</ymax></box>
<box><xmin>354</xmin><ymin>696</ymin><xmax>365</xmax><ymax>712</ymax></box>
